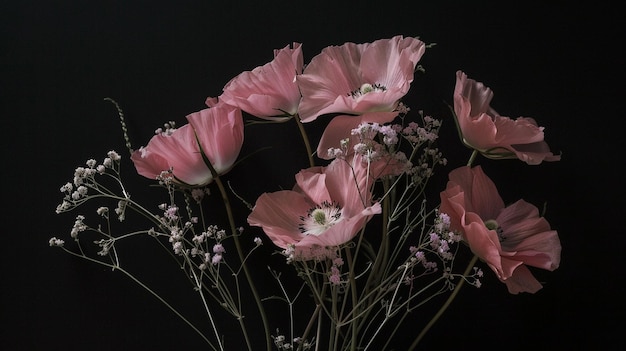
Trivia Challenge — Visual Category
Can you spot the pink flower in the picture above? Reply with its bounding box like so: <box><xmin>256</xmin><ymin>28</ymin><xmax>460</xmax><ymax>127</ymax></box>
<box><xmin>439</xmin><ymin>166</ymin><xmax>561</xmax><ymax>294</ymax></box>
<box><xmin>453</xmin><ymin>71</ymin><xmax>561</xmax><ymax>165</ymax></box>
<box><xmin>297</xmin><ymin>35</ymin><xmax>426</xmax><ymax>122</ymax></box>
<box><xmin>131</xmin><ymin>102</ymin><xmax>244</xmax><ymax>186</ymax></box>
<box><xmin>218</xmin><ymin>43</ymin><xmax>304</xmax><ymax>121</ymax></box>
<box><xmin>247</xmin><ymin>155</ymin><xmax>382</xmax><ymax>260</ymax></box>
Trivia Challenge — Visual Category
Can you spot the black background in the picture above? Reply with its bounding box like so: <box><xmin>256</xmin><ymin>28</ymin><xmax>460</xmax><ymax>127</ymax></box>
<box><xmin>2</xmin><ymin>2</ymin><xmax>624</xmax><ymax>350</ymax></box>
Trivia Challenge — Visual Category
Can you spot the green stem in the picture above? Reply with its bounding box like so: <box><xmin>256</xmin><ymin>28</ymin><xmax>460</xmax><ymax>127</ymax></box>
<box><xmin>213</xmin><ymin>176</ymin><xmax>271</xmax><ymax>351</ymax></box>
<box><xmin>344</xmin><ymin>247</ymin><xmax>358</xmax><ymax>351</ymax></box>
<box><xmin>408</xmin><ymin>255</ymin><xmax>478</xmax><ymax>350</ymax></box>
<box><xmin>467</xmin><ymin>150</ymin><xmax>478</xmax><ymax>167</ymax></box>
<box><xmin>408</xmin><ymin>149</ymin><xmax>481</xmax><ymax>348</ymax></box>
<box><xmin>295</xmin><ymin>115</ymin><xmax>315</xmax><ymax>168</ymax></box>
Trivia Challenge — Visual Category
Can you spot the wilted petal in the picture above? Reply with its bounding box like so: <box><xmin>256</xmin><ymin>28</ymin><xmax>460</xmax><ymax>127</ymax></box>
<box><xmin>501</xmin><ymin>264</ymin><xmax>544</xmax><ymax>294</ymax></box>
<box><xmin>453</xmin><ymin>71</ymin><xmax>560</xmax><ymax>165</ymax></box>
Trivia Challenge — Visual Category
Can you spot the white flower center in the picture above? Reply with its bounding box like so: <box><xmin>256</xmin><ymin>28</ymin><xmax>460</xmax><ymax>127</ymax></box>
<box><xmin>299</xmin><ymin>201</ymin><xmax>343</xmax><ymax>236</ymax></box>
<box><xmin>349</xmin><ymin>83</ymin><xmax>387</xmax><ymax>98</ymax></box>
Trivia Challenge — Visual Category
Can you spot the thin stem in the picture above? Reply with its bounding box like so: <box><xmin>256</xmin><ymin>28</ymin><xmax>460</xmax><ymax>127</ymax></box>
<box><xmin>188</xmin><ymin>255</ymin><xmax>227</xmax><ymax>351</ymax></box>
<box><xmin>298</xmin><ymin>304</ymin><xmax>321</xmax><ymax>351</ymax></box>
<box><xmin>103</xmin><ymin>97</ymin><xmax>133</xmax><ymax>155</ymax></box>
<box><xmin>213</xmin><ymin>175</ymin><xmax>271</xmax><ymax>351</ymax></box>
<box><xmin>294</xmin><ymin>114</ymin><xmax>315</xmax><ymax>167</ymax></box>
<box><xmin>408</xmin><ymin>255</ymin><xmax>478</xmax><ymax>350</ymax></box>
<box><xmin>467</xmin><ymin>149</ymin><xmax>478</xmax><ymax>167</ymax></box>
<box><xmin>59</xmin><ymin>247</ymin><xmax>217</xmax><ymax>350</ymax></box>
<box><xmin>344</xmin><ymin>247</ymin><xmax>358</xmax><ymax>351</ymax></box>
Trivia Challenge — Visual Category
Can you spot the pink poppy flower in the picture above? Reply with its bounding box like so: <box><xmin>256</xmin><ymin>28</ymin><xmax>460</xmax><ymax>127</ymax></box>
<box><xmin>439</xmin><ymin>166</ymin><xmax>561</xmax><ymax>294</ymax></box>
<box><xmin>296</xmin><ymin>35</ymin><xmax>426</xmax><ymax>123</ymax></box>
<box><xmin>218</xmin><ymin>43</ymin><xmax>304</xmax><ymax>121</ymax></box>
<box><xmin>453</xmin><ymin>71</ymin><xmax>561</xmax><ymax>165</ymax></box>
<box><xmin>247</xmin><ymin>155</ymin><xmax>382</xmax><ymax>260</ymax></box>
<box><xmin>131</xmin><ymin>102</ymin><xmax>244</xmax><ymax>186</ymax></box>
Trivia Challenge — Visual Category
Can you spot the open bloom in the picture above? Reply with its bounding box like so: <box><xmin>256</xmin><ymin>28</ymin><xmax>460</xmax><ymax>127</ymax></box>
<box><xmin>247</xmin><ymin>155</ymin><xmax>382</xmax><ymax>260</ymax></box>
<box><xmin>297</xmin><ymin>35</ymin><xmax>425</xmax><ymax>122</ymax></box>
<box><xmin>131</xmin><ymin>102</ymin><xmax>244</xmax><ymax>186</ymax></box>
<box><xmin>453</xmin><ymin>71</ymin><xmax>560</xmax><ymax>165</ymax></box>
<box><xmin>439</xmin><ymin>165</ymin><xmax>561</xmax><ymax>293</ymax></box>
<box><xmin>218</xmin><ymin>43</ymin><xmax>303</xmax><ymax>121</ymax></box>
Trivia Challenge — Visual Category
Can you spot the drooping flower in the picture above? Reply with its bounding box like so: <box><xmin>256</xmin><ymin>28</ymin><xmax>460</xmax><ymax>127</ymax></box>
<box><xmin>439</xmin><ymin>165</ymin><xmax>561</xmax><ymax>293</ymax></box>
<box><xmin>453</xmin><ymin>71</ymin><xmax>561</xmax><ymax>165</ymax></box>
<box><xmin>131</xmin><ymin>102</ymin><xmax>244</xmax><ymax>186</ymax></box>
<box><xmin>218</xmin><ymin>43</ymin><xmax>304</xmax><ymax>121</ymax></box>
<box><xmin>247</xmin><ymin>155</ymin><xmax>382</xmax><ymax>260</ymax></box>
<box><xmin>297</xmin><ymin>35</ymin><xmax>426</xmax><ymax>122</ymax></box>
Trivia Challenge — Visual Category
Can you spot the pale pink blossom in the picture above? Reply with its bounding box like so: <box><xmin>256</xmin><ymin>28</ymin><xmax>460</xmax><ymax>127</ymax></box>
<box><xmin>297</xmin><ymin>35</ymin><xmax>426</xmax><ymax>122</ymax></box>
<box><xmin>453</xmin><ymin>71</ymin><xmax>560</xmax><ymax>165</ymax></box>
<box><xmin>131</xmin><ymin>102</ymin><xmax>244</xmax><ymax>186</ymax></box>
<box><xmin>439</xmin><ymin>166</ymin><xmax>561</xmax><ymax>294</ymax></box>
<box><xmin>218</xmin><ymin>43</ymin><xmax>303</xmax><ymax>121</ymax></box>
<box><xmin>247</xmin><ymin>155</ymin><xmax>382</xmax><ymax>260</ymax></box>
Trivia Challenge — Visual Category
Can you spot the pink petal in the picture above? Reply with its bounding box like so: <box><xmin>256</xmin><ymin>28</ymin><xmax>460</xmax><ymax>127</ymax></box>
<box><xmin>316</xmin><ymin>111</ymin><xmax>398</xmax><ymax>159</ymax></box>
<box><xmin>501</xmin><ymin>264</ymin><xmax>544</xmax><ymax>294</ymax></box>
<box><xmin>247</xmin><ymin>191</ymin><xmax>312</xmax><ymax>249</ymax></box>
<box><xmin>298</xmin><ymin>36</ymin><xmax>425</xmax><ymax>122</ymax></box>
<box><xmin>294</xmin><ymin>167</ymin><xmax>331</xmax><ymax>205</ymax></box>
<box><xmin>187</xmin><ymin>102</ymin><xmax>244</xmax><ymax>175</ymax></box>
<box><xmin>497</xmin><ymin>200</ymin><xmax>561</xmax><ymax>271</ymax></box>
<box><xmin>453</xmin><ymin>70</ymin><xmax>560</xmax><ymax>165</ymax></box>
<box><xmin>447</xmin><ymin>166</ymin><xmax>504</xmax><ymax>219</ymax></box>
<box><xmin>131</xmin><ymin>124</ymin><xmax>213</xmax><ymax>186</ymax></box>
<box><xmin>295</xmin><ymin>203</ymin><xmax>381</xmax><ymax>259</ymax></box>
<box><xmin>220</xmin><ymin>43</ymin><xmax>303</xmax><ymax>120</ymax></box>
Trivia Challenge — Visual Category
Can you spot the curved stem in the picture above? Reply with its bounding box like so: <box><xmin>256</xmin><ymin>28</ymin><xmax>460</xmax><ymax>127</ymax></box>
<box><xmin>408</xmin><ymin>255</ymin><xmax>478</xmax><ymax>350</ymax></box>
<box><xmin>213</xmin><ymin>175</ymin><xmax>271</xmax><ymax>351</ymax></box>
<box><xmin>294</xmin><ymin>115</ymin><xmax>315</xmax><ymax>167</ymax></box>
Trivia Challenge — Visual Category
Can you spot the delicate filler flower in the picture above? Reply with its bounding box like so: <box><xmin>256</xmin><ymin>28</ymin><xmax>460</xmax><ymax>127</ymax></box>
<box><xmin>247</xmin><ymin>155</ymin><xmax>382</xmax><ymax>260</ymax></box>
<box><xmin>131</xmin><ymin>102</ymin><xmax>244</xmax><ymax>186</ymax></box>
<box><xmin>218</xmin><ymin>43</ymin><xmax>304</xmax><ymax>120</ymax></box>
<box><xmin>439</xmin><ymin>165</ymin><xmax>561</xmax><ymax>293</ymax></box>
<box><xmin>453</xmin><ymin>71</ymin><xmax>561</xmax><ymax>165</ymax></box>
<box><xmin>297</xmin><ymin>35</ymin><xmax>426</xmax><ymax>122</ymax></box>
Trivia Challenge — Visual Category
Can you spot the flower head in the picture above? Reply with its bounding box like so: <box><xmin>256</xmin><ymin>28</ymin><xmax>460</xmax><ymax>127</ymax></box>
<box><xmin>453</xmin><ymin>71</ymin><xmax>561</xmax><ymax>165</ymax></box>
<box><xmin>131</xmin><ymin>102</ymin><xmax>244</xmax><ymax>186</ymax></box>
<box><xmin>247</xmin><ymin>155</ymin><xmax>382</xmax><ymax>260</ymax></box>
<box><xmin>219</xmin><ymin>43</ymin><xmax>303</xmax><ymax>120</ymax></box>
<box><xmin>439</xmin><ymin>165</ymin><xmax>561</xmax><ymax>293</ymax></box>
<box><xmin>297</xmin><ymin>35</ymin><xmax>426</xmax><ymax>122</ymax></box>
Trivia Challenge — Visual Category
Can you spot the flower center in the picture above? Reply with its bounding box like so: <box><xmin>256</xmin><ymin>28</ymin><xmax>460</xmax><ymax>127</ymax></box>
<box><xmin>484</xmin><ymin>219</ymin><xmax>505</xmax><ymax>241</ymax></box>
<box><xmin>299</xmin><ymin>201</ymin><xmax>343</xmax><ymax>236</ymax></box>
<box><xmin>349</xmin><ymin>83</ymin><xmax>387</xmax><ymax>98</ymax></box>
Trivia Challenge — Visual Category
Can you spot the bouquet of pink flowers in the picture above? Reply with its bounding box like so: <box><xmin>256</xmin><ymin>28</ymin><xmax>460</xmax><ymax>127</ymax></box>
<box><xmin>50</xmin><ymin>35</ymin><xmax>562</xmax><ymax>350</ymax></box>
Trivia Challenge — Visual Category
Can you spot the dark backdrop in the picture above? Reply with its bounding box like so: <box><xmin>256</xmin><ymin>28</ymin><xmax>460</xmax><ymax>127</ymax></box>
<box><xmin>2</xmin><ymin>2</ymin><xmax>624</xmax><ymax>350</ymax></box>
